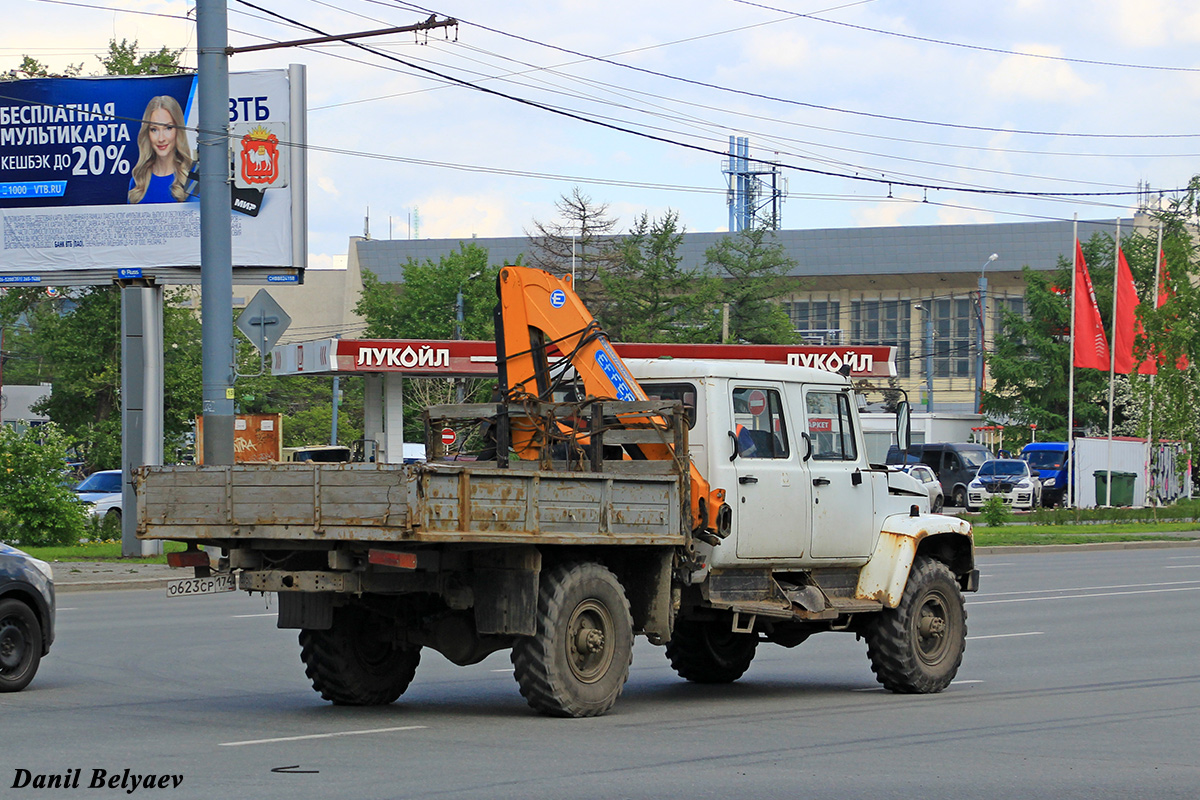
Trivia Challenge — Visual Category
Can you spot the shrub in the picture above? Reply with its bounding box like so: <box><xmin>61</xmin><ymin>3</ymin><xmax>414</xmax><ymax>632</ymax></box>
<box><xmin>980</xmin><ymin>496</ymin><xmax>1012</xmax><ymax>527</ymax></box>
<box><xmin>0</xmin><ymin>424</ymin><xmax>89</xmax><ymax>546</ymax></box>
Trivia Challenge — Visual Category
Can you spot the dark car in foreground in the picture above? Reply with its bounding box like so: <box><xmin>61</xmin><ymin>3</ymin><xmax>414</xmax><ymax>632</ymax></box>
<box><xmin>0</xmin><ymin>543</ymin><xmax>56</xmax><ymax>692</ymax></box>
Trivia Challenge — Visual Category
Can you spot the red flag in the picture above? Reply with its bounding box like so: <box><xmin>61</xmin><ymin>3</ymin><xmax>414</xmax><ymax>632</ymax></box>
<box><xmin>1156</xmin><ymin>249</ymin><xmax>1189</xmax><ymax>370</ymax></box>
<box><xmin>1073</xmin><ymin>239</ymin><xmax>1110</xmax><ymax>370</ymax></box>
<box><xmin>1113</xmin><ymin>247</ymin><xmax>1155</xmax><ymax>375</ymax></box>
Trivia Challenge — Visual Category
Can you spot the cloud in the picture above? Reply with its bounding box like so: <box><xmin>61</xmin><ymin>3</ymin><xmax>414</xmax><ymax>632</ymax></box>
<box><xmin>987</xmin><ymin>45</ymin><xmax>1098</xmax><ymax>101</ymax></box>
<box><xmin>413</xmin><ymin>194</ymin><xmax>521</xmax><ymax>239</ymax></box>
<box><xmin>317</xmin><ymin>176</ymin><xmax>340</xmax><ymax>199</ymax></box>
<box><xmin>852</xmin><ymin>201</ymin><xmax>918</xmax><ymax>228</ymax></box>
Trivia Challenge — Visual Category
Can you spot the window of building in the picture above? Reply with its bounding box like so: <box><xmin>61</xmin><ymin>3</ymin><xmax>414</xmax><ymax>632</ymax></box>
<box><xmin>850</xmin><ymin>299</ymin><xmax>911</xmax><ymax>378</ymax></box>
<box><xmin>933</xmin><ymin>297</ymin><xmax>973</xmax><ymax>378</ymax></box>
<box><xmin>783</xmin><ymin>300</ymin><xmax>841</xmax><ymax>344</ymax></box>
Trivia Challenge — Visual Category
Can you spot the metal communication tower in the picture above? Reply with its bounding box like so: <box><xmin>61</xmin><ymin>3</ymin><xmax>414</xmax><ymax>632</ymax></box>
<box><xmin>723</xmin><ymin>136</ymin><xmax>786</xmax><ymax>231</ymax></box>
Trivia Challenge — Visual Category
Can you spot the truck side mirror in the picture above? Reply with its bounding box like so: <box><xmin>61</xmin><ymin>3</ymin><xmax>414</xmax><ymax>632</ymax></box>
<box><xmin>896</xmin><ymin>401</ymin><xmax>912</xmax><ymax>456</ymax></box>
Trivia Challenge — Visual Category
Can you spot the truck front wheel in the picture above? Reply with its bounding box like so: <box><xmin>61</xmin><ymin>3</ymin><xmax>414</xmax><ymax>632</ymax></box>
<box><xmin>511</xmin><ymin>562</ymin><xmax>633</xmax><ymax>717</ymax></box>
<box><xmin>665</xmin><ymin>618</ymin><xmax>758</xmax><ymax>683</ymax></box>
<box><xmin>864</xmin><ymin>556</ymin><xmax>966</xmax><ymax>693</ymax></box>
<box><xmin>298</xmin><ymin>603</ymin><xmax>421</xmax><ymax>706</ymax></box>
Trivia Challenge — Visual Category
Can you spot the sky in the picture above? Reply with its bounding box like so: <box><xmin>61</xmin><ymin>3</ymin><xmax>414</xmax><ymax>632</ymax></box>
<box><xmin>5</xmin><ymin>0</ymin><xmax>1200</xmax><ymax>268</ymax></box>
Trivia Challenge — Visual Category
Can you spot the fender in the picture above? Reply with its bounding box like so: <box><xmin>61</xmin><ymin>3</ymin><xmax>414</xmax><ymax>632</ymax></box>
<box><xmin>855</xmin><ymin>513</ymin><xmax>973</xmax><ymax>608</ymax></box>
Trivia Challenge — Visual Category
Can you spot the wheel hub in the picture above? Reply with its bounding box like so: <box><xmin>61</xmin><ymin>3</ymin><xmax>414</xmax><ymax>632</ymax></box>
<box><xmin>1</xmin><ymin>622</ymin><xmax>26</xmax><ymax>670</ymax></box>
<box><xmin>565</xmin><ymin>599</ymin><xmax>614</xmax><ymax>684</ymax></box>
<box><xmin>915</xmin><ymin>593</ymin><xmax>951</xmax><ymax>664</ymax></box>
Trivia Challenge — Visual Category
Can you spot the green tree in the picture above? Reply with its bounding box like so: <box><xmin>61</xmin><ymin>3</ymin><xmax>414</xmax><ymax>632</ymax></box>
<box><xmin>704</xmin><ymin>225</ymin><xmax>799</xmax><ymax>344</ymax></box>
<box><xmin>99</xmin><ymin>39</ymin><xmax>185</xmax><ymax>75</ymax></box>
<box><xmin>356</xmin><ymin>242</ymin><xmax>499</xmax><ymax>340</ymax></box>
<box><xmin>12</xmin><ymin>38</ymin><xmax>182</xmax><ymax>79</ymax></box>
<box><xmin>0</xmin><ymin>286</ymin><xmax>203</xmax><ymax>471</ymax></box>
<box><xmin>354</xmin><ymin>243</ymin><xmax>502</xmax><ymax>441</ymax></box>
<box><xmin>1123</xmin><ymin>178</ymin><xmax>1200</xmax><ymax>457</ymax></box>
<box><xmin>525</xmin><ymin>188</ymin><xmax>622</xmax><ymax>289</ymax></box>
<box><xmin>984</xmin><ymin>216</ymin><xmax>1198</xmax><ymax>446</ymax></box>
<box><xmin>597</xmin><ymin>211</ymin><xmax>721</xmax><ymax>342</ymax></box>
<box><xmin>984</xmin><ymin>237</ymin><xmax>1115</xmax><ymax>440</ymax></box>
<box><xmin>0</xmin><ymin>424</ymin><xmax>89</xmax><ymax>546</ymax></box>
<box><xmin>8</xmin><ymin>55</ymin><xmax>82</xmax><ymax>78</ymax></box>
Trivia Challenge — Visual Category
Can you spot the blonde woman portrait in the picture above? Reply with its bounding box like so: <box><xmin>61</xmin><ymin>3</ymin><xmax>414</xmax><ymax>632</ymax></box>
<box><xmin>127</xmin><ymin>95</ymin><xmax>195</xmax><ymax>204</ymax></box>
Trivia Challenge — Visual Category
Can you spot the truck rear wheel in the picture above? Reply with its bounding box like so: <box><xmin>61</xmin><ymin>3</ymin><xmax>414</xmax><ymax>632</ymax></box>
<box><xmin>865</xmin><ymin>556</ymin><xmax>965</xmax><ymax>693</ymax></box>
<box><xmin>666</xmin><ymin>618</ymin><xmax>757</xmax><ymax>684</ymax></box>
<box><xmin>298</xmin><ymin>603</ymin><xmax>421</xmax><ymax>706</ymax></box>
<box><xmin>511</xmin><ymin>562</ymin><xmax>633</xmax><ymax>718</ymax></box>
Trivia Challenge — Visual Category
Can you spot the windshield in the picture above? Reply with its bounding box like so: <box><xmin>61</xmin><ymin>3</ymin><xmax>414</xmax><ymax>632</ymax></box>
<box><xmin>960</xmin><ymin>449</ymin><xmax>990</xmax><ymax>470</ymax></box>
<box><xmin>978</xmin><ymin>461</ymin><xmax>1027</xmax><ymax>478</ymax></box>
<box><xmin>76</xmin><ymin>471</ymin><xmax>121</xmax><ymax>493</ymax></box>
<box><xmin>1025</xmin><ymin>451</ymin><xmax>1065</xmax><ymax>469</ymax></box>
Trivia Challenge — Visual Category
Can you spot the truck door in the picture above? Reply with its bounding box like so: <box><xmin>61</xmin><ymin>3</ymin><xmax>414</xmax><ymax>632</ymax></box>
<box><xmin>730</xmin><ymin>385</ymin><xmax>811</xmax><ymax>560</ymax></box>
<box><xmin>804</xmin><ymin>388</ymin><xmax>876</xmax><ymax>560</ymax></box>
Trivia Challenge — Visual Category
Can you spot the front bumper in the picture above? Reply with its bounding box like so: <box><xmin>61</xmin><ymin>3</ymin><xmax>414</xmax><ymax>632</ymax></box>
<box><xmin>968</xmin><ymin>487</ymin><xmax>1036</xmax><ymax>510</ymax></box>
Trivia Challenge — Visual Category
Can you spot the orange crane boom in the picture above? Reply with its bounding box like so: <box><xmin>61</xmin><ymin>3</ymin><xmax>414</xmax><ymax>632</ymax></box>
<box><xmin>494</xmin><ymin>266</ymin><xmax>729</xmax><ymax>541</ymax></box>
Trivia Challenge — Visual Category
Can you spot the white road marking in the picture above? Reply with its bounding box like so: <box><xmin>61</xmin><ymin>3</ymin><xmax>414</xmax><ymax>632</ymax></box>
<box><xmin>1164</xmin><ymin>564</ymin><xmax>1200</xmax><ymax>569</ymax></box>
<box><xmin>219</xmin><ymin>726</ymin><xmax>426</xmax><ymax>747</ymax></box>
<box><xmin>967</xmin><ymin>631</ymin><xmax>1043</xmax><ymax>641</ymax></box>
<box><xmin>974</xmin><ymin>579</ymin><xmax>1200</xmax><ymax>598</ymax></box>
<box><xmin>232</xmin><ymin>613</ymin><xmax>275</xmax><ymax>618</ymax></box>
<box><xmin>490</xmin><ymin>669</ymin><xmax>512</xmax><ymax>673</ymax></box>
<box><xmin>970</xmin><ymin>585</ymin><xmax>1200</xmax><ymax>605</ymax></box>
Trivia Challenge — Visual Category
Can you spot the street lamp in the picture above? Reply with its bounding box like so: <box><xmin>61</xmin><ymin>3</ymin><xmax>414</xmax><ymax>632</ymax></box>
<box><xmin>914</xmin><ymin>302</ymin><xmax>934</xmax><ymax>412</ymax></box>
<box><xmin>976</xmin><ymin>253</ymin><xmax>999</xmax><ymax>414</ymax></box>
<box><xmin>453</xmin><ymin>271</ymin><xmax>483</xmax><ymax>402</ymax></box>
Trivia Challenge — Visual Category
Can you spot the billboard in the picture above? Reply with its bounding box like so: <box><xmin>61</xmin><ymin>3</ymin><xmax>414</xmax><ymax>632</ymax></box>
<box><xmin>0</xmin><ymin>68</ymin><xmax>304</xmax><ymax>280</ymax></box>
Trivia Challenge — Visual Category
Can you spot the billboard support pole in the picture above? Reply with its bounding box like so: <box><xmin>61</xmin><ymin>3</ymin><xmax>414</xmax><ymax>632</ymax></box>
<box><xmin>120</xmin><ymin>285</ymin><xmax>164</xmax><ymax>556</ymax></box>
<box><xmin>198</xmin><ymin>0</ymin><xmax>235</xmax><ymax>465</ymax></box>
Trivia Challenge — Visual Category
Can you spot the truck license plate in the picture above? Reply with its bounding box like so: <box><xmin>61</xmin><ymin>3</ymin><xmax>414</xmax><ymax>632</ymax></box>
<box><xmin>166</xmin><ymin>574</ymin><xmax>236</xmax><ymax>598</ymax></box>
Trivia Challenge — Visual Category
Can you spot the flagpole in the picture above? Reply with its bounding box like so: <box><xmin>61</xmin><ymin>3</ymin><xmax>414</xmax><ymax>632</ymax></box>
<box><xmin>1148</xmin><ymin>221</ymin><xmax>1163</xmax><ymax>506</ymax></box>
<box><xmin>1105</xmin><ymin>219</ymin><xmax>1121</xmax><ymax>507</ymax></box>
<box><xmin>1068</xmin><ymin>216</ymin><xmax>1078</xmax><ymax>509</ymax></box>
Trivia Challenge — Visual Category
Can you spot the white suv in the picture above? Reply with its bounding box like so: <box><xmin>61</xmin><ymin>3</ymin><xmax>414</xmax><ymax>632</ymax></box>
<box><xmin>967</xmin><ymin>459</ymin><xmax>1041</xmax><ymax>512</ymax></box>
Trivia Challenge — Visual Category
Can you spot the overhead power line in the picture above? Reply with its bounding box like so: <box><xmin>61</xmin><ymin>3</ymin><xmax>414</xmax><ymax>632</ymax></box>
<box><xmin>729</xmin><ymin>0</ymin><xmax>1200</xmax><ymax>74</ymax></box>
<box><xmin>226</xmin><ymin>1</ymin><xmax>1185</xmax><ymax>199</ymax></box>
<box><xmin>385</xmin><ymin>0</ymin><xmax>1200</xmax><ymax>139</ymax></box>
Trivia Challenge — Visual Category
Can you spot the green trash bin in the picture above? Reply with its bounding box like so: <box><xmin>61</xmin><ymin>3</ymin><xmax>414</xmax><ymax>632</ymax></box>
<box><xmin>1094</xmin><ymin>470</ymin><xmax>1136</xmax><ymax>506</ymax></box>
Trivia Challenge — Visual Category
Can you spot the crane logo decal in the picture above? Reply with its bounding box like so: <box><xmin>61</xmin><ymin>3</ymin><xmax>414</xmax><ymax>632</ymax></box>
<box><xmin>595</xmin><ymin>347</ymin><xmax>636</xmax><ymax>402</ymax></box>
<box><xmin>550</xmin><ymin>289</ymin><xmax>567</xmax><ymax>308</ymax></box>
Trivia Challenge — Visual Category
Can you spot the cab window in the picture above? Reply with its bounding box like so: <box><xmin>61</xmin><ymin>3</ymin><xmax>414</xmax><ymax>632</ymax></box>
<box><xmin>805</xmin><ymin>391</ymin><xmax>858</xmax><ymax>461</ymax></box>
<box><xmin>732</xmin><ymin>387</ymin><xmax>789</xmax><ymax>459</ymax></box>
<box><xmin>642</xmin><ymin>382</ymin><xmax>697</xmax><ymax>429</ymax></box>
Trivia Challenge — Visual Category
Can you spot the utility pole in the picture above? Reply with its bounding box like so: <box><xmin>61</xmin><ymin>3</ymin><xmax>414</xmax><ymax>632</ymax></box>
<box><xmin>197</xmin><ymin>0</ymin><xmax>235</xmax><ymax>465</ymax></box>
<box><xmin>976</xmin><ymin>253</ymin><xmax>998</xmax><ymax>414</ymax></box>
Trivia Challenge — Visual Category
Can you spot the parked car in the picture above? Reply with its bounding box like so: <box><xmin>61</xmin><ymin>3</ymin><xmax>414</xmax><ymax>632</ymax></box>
<box><xmin>887</xmin><ymin>442</ymin><xmax>993</xmax><ymax>509</ymax></box>
<box><xmin>0</xmin><ymin>543</ymin><xmax>56</xmax><ymax>692</ymax></box>
<box><xmin>967</xmin><ymin>459</ymin><xmax>1042</xmax><ymax>512</ymax></box>
<box><xmin>897</xmin><ymin>463</ymin><xmax>944</xmax><ymax>512</ymax></box>
<box><xmin>73</xmin><ymin>469</ymin><xmax>123</xmax><ymax>526</ymax></box>
<box><xmin>1022</xmin><ymin>442</ymin><xmax>1069</xmax><ymax>507</ymax></box>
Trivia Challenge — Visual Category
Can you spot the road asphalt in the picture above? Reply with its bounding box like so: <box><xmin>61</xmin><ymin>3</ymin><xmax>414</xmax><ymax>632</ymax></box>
<box><xmin>48</xmin><ymin>534</ymin><xmax>1200</xmax><ymax>593</ymax></box>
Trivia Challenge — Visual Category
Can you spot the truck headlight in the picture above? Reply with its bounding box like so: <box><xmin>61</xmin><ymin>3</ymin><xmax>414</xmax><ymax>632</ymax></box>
<box><xmin>1043</xmin><ymin>477</ymin><xmax>1056</xmax><ymax>487</ymax></box>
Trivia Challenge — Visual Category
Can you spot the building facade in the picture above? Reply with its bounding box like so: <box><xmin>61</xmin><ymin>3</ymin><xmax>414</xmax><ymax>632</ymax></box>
<box><xmin>348</xmin><ymin>217</ymin><xmax>1127</xmax><ymax>413</ymax></box>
